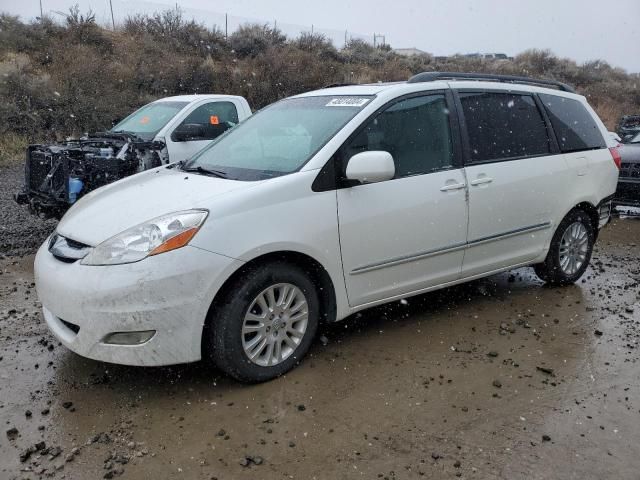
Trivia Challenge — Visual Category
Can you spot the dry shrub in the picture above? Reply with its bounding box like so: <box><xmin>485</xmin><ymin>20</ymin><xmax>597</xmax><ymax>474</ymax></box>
<box><xmin>0</xmin><ymin>12</ymin><xmax>638</xmax><ymax>140</ymax></box>
<box><xmin>0</xmin><ymin>132</ymin><xmax>28</xmax><ymax>166</ymax></box>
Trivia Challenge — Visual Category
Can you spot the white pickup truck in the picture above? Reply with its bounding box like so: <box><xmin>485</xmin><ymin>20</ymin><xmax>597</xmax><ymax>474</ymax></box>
<box><xmin>15</xmin><ymin>94</ymin><xmax>252</xmax><ymax>217</ymax></box>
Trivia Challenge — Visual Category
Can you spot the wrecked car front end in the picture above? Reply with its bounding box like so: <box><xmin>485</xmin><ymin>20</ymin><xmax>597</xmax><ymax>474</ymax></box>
<box><xmin>14</xmin><ymin>132</ymin><xmax>167</xmax><ymax>218</ymax></box>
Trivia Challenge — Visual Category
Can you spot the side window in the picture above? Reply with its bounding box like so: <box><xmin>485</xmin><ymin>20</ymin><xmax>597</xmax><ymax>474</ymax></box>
<box><xmin>343</xmin><ymin>94</ymin><xmax>454</xmax><ymax>178</ymax></box>
<box><xmin>539</xmin><ymin>94</ymin><xmax>606</xmax><ymax>152</ymax></box>
<box><xmin>173</xmin><ymin>101</ymin><xmax>239</xmax><ymax>141</ymax></box>
<box><xmin>460</xmin><ymin>92</ymin><xmax>551</xmax><ymax>162</ymax></box>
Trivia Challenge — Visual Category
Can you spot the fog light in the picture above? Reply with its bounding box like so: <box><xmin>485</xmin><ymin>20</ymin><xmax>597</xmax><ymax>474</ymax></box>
<box><xmin>103</xmin><ymin>330</ymin><xmax>156</xmax><ymax>345</ymax></box>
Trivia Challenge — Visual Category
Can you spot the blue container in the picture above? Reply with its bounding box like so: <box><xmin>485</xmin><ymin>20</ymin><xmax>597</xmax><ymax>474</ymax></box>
<box><xmin>68</xmin><ymin>177</ymin><xmax>83</xmax><ymax>203</ymax></box>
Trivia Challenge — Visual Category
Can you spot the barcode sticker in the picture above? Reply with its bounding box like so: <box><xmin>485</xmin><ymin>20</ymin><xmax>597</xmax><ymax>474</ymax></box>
<box><xmin>325</xmin><ymin>98</ymin><xmax>370</xmax><ymax>107</ymax></box>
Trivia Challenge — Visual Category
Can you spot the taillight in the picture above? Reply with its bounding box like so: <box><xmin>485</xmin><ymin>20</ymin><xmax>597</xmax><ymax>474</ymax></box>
<box><xmin>609</xmin><ymin>146</ymin><xmax>622</xmax><ymax>169</ymax></box>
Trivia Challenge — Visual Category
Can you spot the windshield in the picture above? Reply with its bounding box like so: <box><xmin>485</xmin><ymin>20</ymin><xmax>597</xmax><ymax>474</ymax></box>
<box><xmin>630</xmin><ymin>132</ymin><xmax>640</xmax><ymax>143</ymax></box>
<box><xmin>111</xmin><ymin>101</ymin><xmax>189</xmax><ymax>140</ymax></box>
<box><xmin>184</xmin><ymin>95</ymin><xmax>373</xmax><ymax>180</ymax></box>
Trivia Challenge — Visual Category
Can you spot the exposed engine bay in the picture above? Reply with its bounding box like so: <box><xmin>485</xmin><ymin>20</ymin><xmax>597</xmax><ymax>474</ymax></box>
<box><xmin>14</xmin><ymin>132</ymin><xmax>168</xmax><ymax>218</ymax></box>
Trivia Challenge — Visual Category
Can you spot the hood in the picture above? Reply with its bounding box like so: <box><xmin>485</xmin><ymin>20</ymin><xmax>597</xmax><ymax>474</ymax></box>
<box><xmin>57</xmin><ymin>167</ymin><xmax>256</xmax><ymax>246</ymax></box>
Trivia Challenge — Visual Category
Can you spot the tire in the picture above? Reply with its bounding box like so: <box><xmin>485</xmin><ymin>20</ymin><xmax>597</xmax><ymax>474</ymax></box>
<box><xmin>204</xmin><ymin>261</ymin><xmax>319</xmax><ymax>383</ymax></box>
<box><xmin>534</xmin><ymin>209</ymin><xmax>595</xmax><ymax>285</ymax></box>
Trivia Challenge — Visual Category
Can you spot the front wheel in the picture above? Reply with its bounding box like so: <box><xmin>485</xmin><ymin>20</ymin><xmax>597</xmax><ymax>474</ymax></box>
<box><xmin>534</xmin><ymin>209</ymin><xmax>595</xmax><ymax>285</ymax></box>
<box><xmin>204</xmin><ymin>261</ymin><xmax>319</xmax><ymax>383</ymax></box>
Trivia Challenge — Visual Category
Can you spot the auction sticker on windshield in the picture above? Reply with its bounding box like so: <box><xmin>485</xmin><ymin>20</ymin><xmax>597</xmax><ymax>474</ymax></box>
<box><xmin>326</xmin><ymin>97</ymin><xmax>370</xmax><ymax>107</ymax></box>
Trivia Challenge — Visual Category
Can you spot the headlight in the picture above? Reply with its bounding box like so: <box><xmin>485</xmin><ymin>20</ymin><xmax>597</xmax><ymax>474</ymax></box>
<box><xmin>81</xmin><ymin>210</ymin><xmax>208</xmax><ymax>266</ymax></box>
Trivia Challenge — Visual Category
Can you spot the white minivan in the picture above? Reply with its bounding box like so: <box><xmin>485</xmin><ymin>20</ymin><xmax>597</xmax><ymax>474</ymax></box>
<box><xmin>35</xmin><ymin>73</ymin><xmax>620</xmax><ymax>382</ymax></box>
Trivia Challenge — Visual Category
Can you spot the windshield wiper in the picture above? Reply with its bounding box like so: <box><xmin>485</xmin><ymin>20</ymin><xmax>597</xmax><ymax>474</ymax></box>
<box><xmin>110</xmin><ymin>129</ymin><xmax>143</xmax><ymax>140</ymax></box>
<box><xmin>181</xmin><ymin>165</ymin><xmax>228</xmax><ymax>178</ymax></box>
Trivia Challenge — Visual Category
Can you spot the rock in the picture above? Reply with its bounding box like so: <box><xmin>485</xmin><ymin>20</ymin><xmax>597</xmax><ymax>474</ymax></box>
<box><xmin>20</xmin><ymin>447</ymin><xmax>36</xmax><ymax>463</ymax></box>
<box><xmin>319</xmin><ymin>335</ymin><xmax>329</xmax><ymax>346</ymax></box>
<box><xmin>454</xmin><ymin>460</ymin><xmax>461</xmax><ymax>468</ymax></box>
<box><xmin>62</xmin><ymin>401</ymin><xmax>73</xmax><ymax>409</ymax></box>
<box><xmin>625</xmin><ymin>306</ymin><xmax>634</xmax><ymax>313</ymax></box>
<box><xmin>25</xmin><ymin>410</ymin><xmax>32</xmax><ymax>418</ymax></box>
<box><xmin>431</xmin><ymin>452</ymin><xmax>441</xmax><ymax>460</ymax></box>
<box><xmin>217</xmin><ymin>429</ymin><xmax>226</xmax><ymax>437</ymax></box>
<box><xmin>492</xmin><ymin>379</ymin><xmax>502</xmax><ymax>388</ymax></box>
<box><xmin>536</xmin><ymin>366</ymin><xmax>554</xmax><ymax>375</ymax></box>
<box><xmin>594</xmin><ymin>329</ymin><xmax>603</xmax><ymax>337</ymax></box>
<box><xmin>487</xmin><ymin>351</ymin><xmax>499</xmax><ymax>357</ymax></box>
<box><xmin>252</xmin><ymin>455</ymin><xmax>264</xmax><ymax>465</ymax></box>
<box><xmin>91</xmin><ymin>432</ymin><xmax>112</xmax><ymax>444</ymax></box>
<box><xmin>297</xmin><ymin>404</ymin><xmax>306</xmax><ymax>411</ymax></box>
<box><xmin>41</xmin><ymin>408</ymin><xmax>50</xmax><ymax>415</ymax></box>
<box><xmin>6</xmin><ymin>427</ymin><xmax>19</xmax><ymax>440</ymax></box>
<box><xmin>48</xmin><ymin>446</ymin><xmax>63</xmax><ymax>460</ymax></box>
<box><xmin>239</xmin><ymin>457</ymin><xmax>250</xmax><ymax>467</ymax></box>
<box><xmin>542</xmin><ymin>434</ymin><xmax>551</xmax><ymax>442</ymax></box>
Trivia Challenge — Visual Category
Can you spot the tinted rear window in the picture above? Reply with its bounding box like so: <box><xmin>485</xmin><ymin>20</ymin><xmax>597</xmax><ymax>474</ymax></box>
<box><xmin>460</xmin><ymin>92</ymin><xmax>551</xmax><ymax>162</ymax></box>
<box><xmin>539</xmin><ymin>94</ymin><xmax>605</xmax><ymax>153</ymax></box>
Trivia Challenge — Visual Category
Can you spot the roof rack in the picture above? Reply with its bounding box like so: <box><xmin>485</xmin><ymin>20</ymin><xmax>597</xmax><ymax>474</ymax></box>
<box><xmin>407</xmin><ymin>71</ymin><xmax>576</xmax><ymax>93</ymax></box>
<box><xmin>322</xmin><ymin>83</ymin><xmax>355</xmax><ymax>89</ymax></box>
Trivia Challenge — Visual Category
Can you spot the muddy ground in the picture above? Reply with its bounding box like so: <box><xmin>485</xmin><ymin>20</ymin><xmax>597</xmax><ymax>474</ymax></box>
<box><xmin>1</xmin><ymin>166</ymin><xmax>640</xmax><ymax>479</ymax></box>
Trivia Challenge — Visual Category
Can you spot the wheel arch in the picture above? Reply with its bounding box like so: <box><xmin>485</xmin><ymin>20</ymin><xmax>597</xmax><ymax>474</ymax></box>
<box><xmin>201</xmin><ymin>250</ymin><xmax>338</xmax><ymax>357</ymax></box>
<box><xmin>572</xmin><ymin>201</ymin><xmax>600</xmax><ymax>237</ymax></box>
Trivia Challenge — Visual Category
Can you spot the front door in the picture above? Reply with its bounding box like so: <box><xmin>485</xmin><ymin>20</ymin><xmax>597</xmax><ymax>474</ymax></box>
<box><xmin>166</xmin><ymin>101</ymin><xmax>240</xmax><ymax>162</ymax></box>
<box><xmin>337</xmin><ymin>93</ymin><xmax>469</xmax><ymax>307</ymax></box>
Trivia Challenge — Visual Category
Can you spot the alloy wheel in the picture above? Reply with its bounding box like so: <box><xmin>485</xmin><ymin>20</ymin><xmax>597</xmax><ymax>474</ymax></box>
<box><xmin>241</xmin><ymin>283</ymin><xmax>309</xmax><ymax>367</ymax></box>
<box><xmin>558</xmin><ymin>221</ymin><xmax>589</xmax><ymax>275</ymax></box>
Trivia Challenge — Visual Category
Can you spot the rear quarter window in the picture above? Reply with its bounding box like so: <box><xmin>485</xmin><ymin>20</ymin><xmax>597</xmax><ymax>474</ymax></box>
<box><xmin>539</xmin><ymin>94</ymin><xmax>606</xmax><ymax>153</ymax></box>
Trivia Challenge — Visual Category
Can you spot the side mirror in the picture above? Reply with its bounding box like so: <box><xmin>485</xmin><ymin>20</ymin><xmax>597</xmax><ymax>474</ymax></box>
<box><xmin>172</xmin><ymin>123</ymin><xmax>206</xmax><ymax>142</ymax></box>
<box><xmin>345</xmin><ymin>151</ymin><xmax>395</xmax><ymax>184</ymax></box>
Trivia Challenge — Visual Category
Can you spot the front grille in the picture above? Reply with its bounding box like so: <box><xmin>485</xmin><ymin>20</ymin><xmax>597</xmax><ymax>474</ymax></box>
<box><xmin>620</xmin><ymin>162</ymin><xmax>640</xmax><ymax>179</ymax></box>
<box><xmin>48</xmin><ymin>234</ymin><xmax>92</xmax><ymax>262</ymax></box>
<box><xmin>28</xmin><ymin>151</ymin><xmax>49</xmax><ymax>191</ymax></box>
<box><xmin>27</xmin><ymin>149</ymin><xmax>67</xmax><ymax>201</ymax></box>
<box><xmin>60</xmin><ymin>319</ymin><xmax>80</xmax><ymax>334</ymax></box>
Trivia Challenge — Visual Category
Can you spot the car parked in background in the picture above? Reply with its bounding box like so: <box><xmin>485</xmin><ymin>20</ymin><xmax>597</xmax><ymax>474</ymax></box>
<box><xmin>616</xmin><ymin>114</ymin><xmax>640</xmax><ymax>143</ymax></box>
<box><xmin>35</xmin><ymin>72</ymin><xmax>619</xmax><ymax>383</ymax></box>
<box><xmin>15</xmin><ymin>95</ymin><xmax>252</xmax><ymax>217</ymax></box>
<box><xmin>615</xmin><ymin>131</ymin><xmax>640</xmax><ymax>207</ymax></box>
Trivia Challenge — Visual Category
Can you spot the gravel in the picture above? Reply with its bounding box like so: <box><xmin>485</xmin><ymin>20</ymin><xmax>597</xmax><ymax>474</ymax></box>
<box><xmin>0</xmin><ymin>164</ymin><xmax>57</xmax><ymax>256</ymax></box>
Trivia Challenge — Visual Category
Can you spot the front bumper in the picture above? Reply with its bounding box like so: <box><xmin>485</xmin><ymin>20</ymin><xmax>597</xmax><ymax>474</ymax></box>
<box><xmin>35</xmin><ymin>242</ymin><xmax>243</xmax><ymax>366</ymax></box>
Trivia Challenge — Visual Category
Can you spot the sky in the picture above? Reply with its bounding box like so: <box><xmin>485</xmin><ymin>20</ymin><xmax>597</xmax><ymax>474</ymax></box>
<box><xmin>2</xmin><ymin>0</ymin><xmax>639</xmax><ymax>72</ymax></box>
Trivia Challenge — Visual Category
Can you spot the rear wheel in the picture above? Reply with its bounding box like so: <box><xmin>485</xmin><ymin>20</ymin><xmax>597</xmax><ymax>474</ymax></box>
<box><xmin>204</xmin><ymin>261</ymin><xmax>319</xmax><ymax>383</ymax></box>
<box><xmin>534</xmin><ymin>209</ymin><xmax>595</xmax><ymax>285</ymax></box>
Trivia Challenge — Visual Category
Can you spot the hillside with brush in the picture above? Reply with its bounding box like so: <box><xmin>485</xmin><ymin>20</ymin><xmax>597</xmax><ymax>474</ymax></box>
<box><xmin>1</xmin><ymin>7</ymin><xmax>639</xmax><ymax>160</ymax></box>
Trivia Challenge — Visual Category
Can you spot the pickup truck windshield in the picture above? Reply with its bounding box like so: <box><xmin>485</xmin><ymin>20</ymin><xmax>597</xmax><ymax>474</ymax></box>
<box><xmin>111</xmin><ymin>101</ymin><xmax>189</xmax><ymax>140</ymax></box>
<box><xmin>184</xmin><ymin>95</ymin><xmax>373</xmax><ymax>180</ymax></box>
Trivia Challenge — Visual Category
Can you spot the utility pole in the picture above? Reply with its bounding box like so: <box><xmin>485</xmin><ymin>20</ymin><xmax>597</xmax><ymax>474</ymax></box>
<box><xmin>39</xmin><ymin>0</ymin><xmax>43</xmax><ymax>18</ymax></box>
<box><xmin>225</xmin><ymin>13</ymin><xmax>228</xmax><ymax>40</ymax></box>
<box><xmin>344</xmin><ymin>30</ymin><xmax>347</xmax><ymax>47</ymax></box>
<box><xmin>109</xmin><ymin>0</ymin><xmax>115</xmax><ymax>30</ymax></box>
<box><xmin>274</xmin><ymin>19</ymin><xmax>277</xmax><ymax>31</ymax></box>
<box><xmin>373</xmin><ymin>33</ymin><xmax>386</xmax><ymax>48</ymax></box>
<box><xmin>311</xmin><ymin>24</ymin><xmax>313</xmax><ymax>34</ymax></box>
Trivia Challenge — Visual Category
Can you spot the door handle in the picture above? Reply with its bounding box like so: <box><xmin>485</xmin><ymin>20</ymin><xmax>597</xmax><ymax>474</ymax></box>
<box><xmin>470</xmin><ymin>177</ymin><xmax>493</xmax><ymax>186</ymax></box>
<box><xmin>440</xmin><ymin>182</ymin><xmax>467</xmax><ymax>192</ymax></box>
